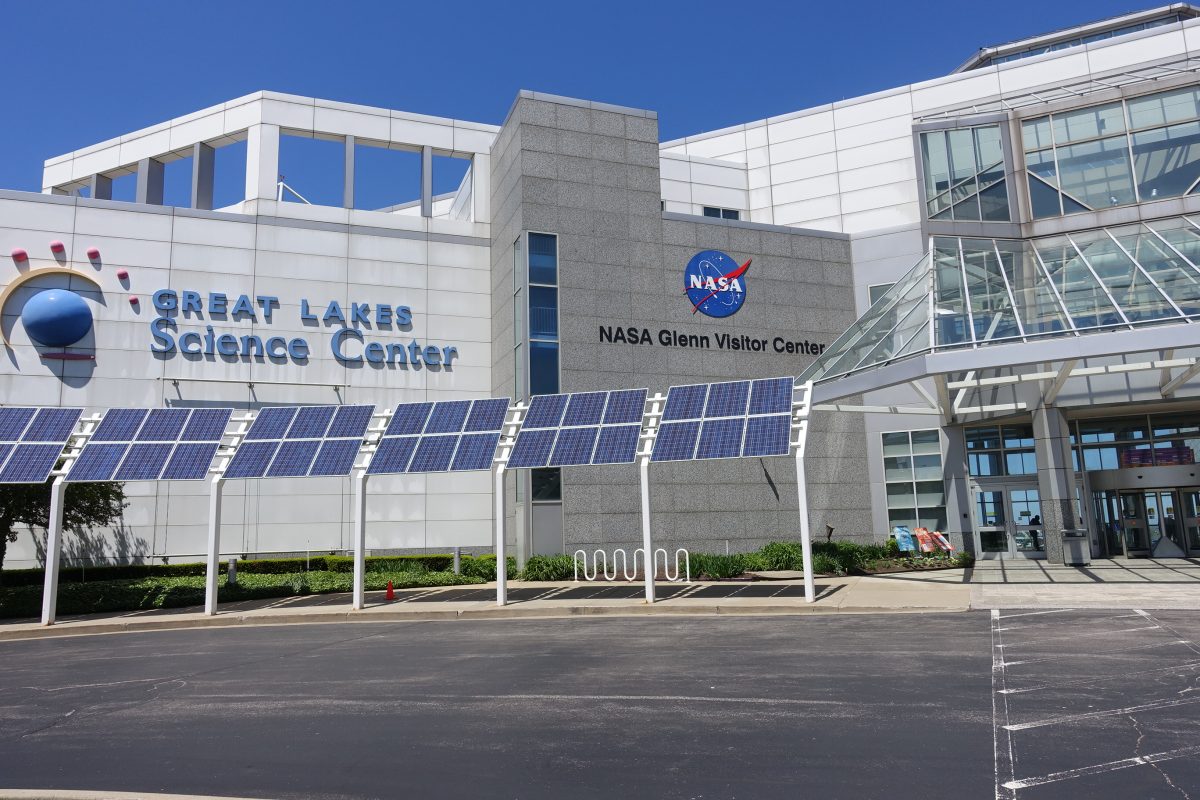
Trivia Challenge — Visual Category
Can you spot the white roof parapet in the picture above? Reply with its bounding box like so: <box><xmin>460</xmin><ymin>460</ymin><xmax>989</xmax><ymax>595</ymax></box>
<box><xmin>42</xmin><ymin>91</ymin><xmax>499</xmax><ymax>193</ymax></box>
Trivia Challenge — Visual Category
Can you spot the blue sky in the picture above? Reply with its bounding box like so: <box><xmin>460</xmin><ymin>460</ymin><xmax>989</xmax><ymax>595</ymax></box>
<box><xmin>1</xmin><ymin>0</ymin><xmax>1157</xmax><ymax>196</ymax></box>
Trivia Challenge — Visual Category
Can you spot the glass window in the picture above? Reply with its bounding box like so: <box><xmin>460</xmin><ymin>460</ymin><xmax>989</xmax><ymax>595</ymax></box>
<box><xmin>1028</xmin><ymin>174</ymin><xmax>1063</xmax><ymax>219</ymax></box>
<box><xmin>1053</xmin><ymin>102</ymin><xmax>1126</xmax><ymax>145</ymax></box>
<box><xmin>979</xmin><ymin>180</ymin><xmax>1010</xmax><ymax>222</ymax></box>
<box><xmin>1005</xmin><ymin>450</ymin><xmax>1037</xmax><ymax>475</ymax></box>
<box><xmin>910</xmin><ymin>429</ymin><xmax>941</xmax><ymax>454</ymax></box>
<box><xmin>1056</xmin><ymin>136</ymin><xmax>1136</xmax><ymax>209</ymax></box>
<box><xmin>531</xmin><ymin>468</ymin><xmax>561</xmax><ymax>501</ymax></box>
<box><xmin>1022</xmin><ymin>117</ymin><xmax>1053</xmax><ymax>152</ymax></box>
<box><xmin>1131</xmin><ymin>121</ymin><xmax>1200</xmax><ymax>201</ymax></box>
<box><xmin>722</xmin><ymin>209</ymin><xmax>739</xmax><ymax>220</ymax></box>
<box><xmin>881</xmin><ymin>430</ymin><xmax>946</xmax><ymax>533</ymax></box>
<box><xmin>703</xmin><ymin>206</ymin><xmax>721</xmax><ymax>218</ymax></box>
<box><xmin>1127</xmin><ymin>86</ymin><xmax>1200</xmax><ymax>130</ymax></box>
<box><xmin>1003</xmin><ymin>425</ymin><xmax>1035</xmax><ymax>449</ymax></box>
<box><xmin>969</xmin><ymin>452</ymin><xmax>1002</xmax><ymax>476</ymax></box>
<box><xmin>528</xmin><ymin>232</ymin><xmax>557</xmax><ymax>284</ymax></box>
<box><xmin>922</xmin><ymin>125</ymin><xmax>1009</xmax><ymax>223</ymax></box>
<box><xmin>966</xmin><ymin>426</ymin><xmax>1001</xmax><ymax>450</ymax></box>
<box><xmin>868</xmin><ymin>283</ymin><xmax>894</xmax><ymax>305</ymax></box>
<box><xmin>529</xmin><ymin>341</ymin><xmax>559</xmax><ymax>395</ymax></box>
<box><xmin>922</xmin><ymin>131</ymin><xmax>951</xmax><ymax>197</ymax></box>
<box><xmin>529</xmin><ymin>286</ymin><xmax>558</xmax><ymax>340</ymax></box>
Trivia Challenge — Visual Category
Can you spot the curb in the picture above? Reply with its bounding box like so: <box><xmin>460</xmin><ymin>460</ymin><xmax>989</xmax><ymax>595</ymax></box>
<box><xmin>0</xmin><ymin>601</ymin><xmax>972</xmax><ymax>641</ymax></box>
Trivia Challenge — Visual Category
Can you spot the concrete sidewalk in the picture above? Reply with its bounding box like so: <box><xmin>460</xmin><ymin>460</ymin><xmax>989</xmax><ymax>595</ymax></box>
<box><xmin>970</xmin><ymin>558</ymin><xmax>1200</xmax><ymax>609</ymax></box>
<box><xmin>0</xmin><ymin>572</ymin><xmax>973</xmax><ymax>641</ymax></box>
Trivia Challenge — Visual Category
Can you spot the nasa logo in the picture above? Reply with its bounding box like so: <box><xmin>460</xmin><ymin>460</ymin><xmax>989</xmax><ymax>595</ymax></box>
<box><xmin>684</xmin><ymin>250</ymin><xmax>749</xmax><ymax>318</ymax></box>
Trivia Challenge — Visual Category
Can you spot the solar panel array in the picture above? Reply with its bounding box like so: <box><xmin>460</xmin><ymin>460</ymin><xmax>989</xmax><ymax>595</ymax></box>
<box><xmin>65</xmin><ymin>408</ymin><xmax>232</xmax><ymax>483</ymax></box>
<box><xmin>0</xmin><ymin>407</ymin><xmax>83</xmax><ymax>483</ymax></box>
<box><xmin>506</xmin><ymin>389</ymin><xmax>647</xmax><ymax>469</ymax></box>
<box><xmin>650</xmin><ymin>377</ymin><xmax>794</xmax><ymax>463</ymax></box>
<box><xmin>222</xmin><ymin>405</ymin><xmax>374</xmax><ymax>480</ymax></box>
<box><xmin>367</xmin><ymin>398</ymin><xmax>511</xmax><ymax>475</ymax></box>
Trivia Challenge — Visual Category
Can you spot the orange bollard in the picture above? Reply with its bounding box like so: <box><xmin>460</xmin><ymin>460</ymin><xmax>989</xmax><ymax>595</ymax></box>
<box><xmin>386</xmin><ymin>580</ymin><xmax>395</xmax><ymax>601</ymax></box>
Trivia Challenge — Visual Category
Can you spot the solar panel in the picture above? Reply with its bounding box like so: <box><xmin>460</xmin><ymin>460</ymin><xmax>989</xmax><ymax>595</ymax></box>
<box><xmin>592</xmin><ymin>425</ymin><xmax>641</xmax><ymax>465</ymax></box>
<box><xmin>749</xmin><ymin>377</ymin><xmax>794</xmax><ymax>415</ymax></box>
<box><xmin>372</xmin><ymin>398</ymin><xmax>509</xmax><ymax>475</ymax></box>
<box><xmin>326</xmin><ymin>405</ymin><xmax>374</xmax><ymax>438</ymax></box>
<box><xmin>507</xmin><ymin>429</ymin><xmax>557</xmax><ymax>469</ymax></box>
<box><xmin>91</xmin><ymin>408</ymin><xmax>146</xmax><ymax>442</ymax></box>
<box><xmin>523</xmin><ymin>394</ymin><xmax>569</xmax><ymax>429</ymax></box>
<box><xmin>0</xmin><ymin>408</ymin><xmax>35</xmax><ymax>440</ymax></box>
<box><xmin>24</xmin><ymin>408</ymin><xmax>84</xmax><ymax>442</ymax></box>
<box><xmin>408</xmin><ymin>435</ymin><xmax>458</xmax><ymax>472</ymax></box>
<box><xmin>65</xmin><ymin>443</ymin><xmax>126</xmax><ymax>482</ymax></box>
<box><xmin>602</xmin><ymin>389</ymin><xmax>646</xmax><ymax>424</ymax></box>
<box><xmin>549</xmin><ymin>426</ymin><xmax>599</xmax><ymax>466</ymax></box>
<box><xmin>704</xmin><ymin>381</ymin><xmax>750</xmax><ymax>418</ymax></box>
<box><xmin>135</xmin><ymin>408</ymin><xmax>190</xmax><ymax>441</ymax></box>
<box><xmin>223</xmin><ymin>440</ymin><xmax>280</xmax><ymax>479</ymax></box>
<box><xmin>114</xmin><ymin>443</ymin><xmax>174</xmax><ymax>481</ymax></box>
<box><xmin>180</xmin><ymin>409</ymin><xmax>232</xmax><ymax>441</ymax></box>
<box><xmin>310</xmin><ymin>439</ymin><xmax>362</xmax><ymax>476</ymax></box>
<box><xmin>0</xmin><ymin>444</ymin><xmax>67</xmax><ymax>483</ymax></box>
<box><xmin>267</xmin><ymin>440</ymin><xmax>321</xmax><ymax>477</ymax></box>
<box><xmin>161</xmin><ymin>442</ymin><xmax>220</xmax><ymax>480</ymax></box>
<box><xmin>562</xmin><ymin>393</ymin><xmax>606</xmax><ymax>427</ymax></box>
<box><xmin>367</xmin><ymin>436</ymin><xmax>418</xmax><ymax>475</ymax></box>
<box><xmin>697</xmin><ymin>417</ymin><xmax>745</xmax><ymax>460</ymax></box>
<box><xmin>742</xmin><ymin>414</ymin><xmax>791</xmax><ymax>457</ymax></box>
<box><xmin>662</xmin><ymin>384</ymin><xmax>708</xmax><ymax>421</ymax></box>
<box><xmin>451</xmin><ymin>433</ymin><xmax>500</xmax><ymax>471</ymax></box>
<box><xmin>286</xmin><ymin>406</ymin><xmax>335</xmax><ymax>439</ymax></box>
<box><xmin>650</xmin><ymin>421</ymin><xmax>701</xmax><ymax>462</ymax></box>
<box><xmin>245</xmin><ymin>407</ymin><xmax>297</xmax><ymax>440</ymax></box>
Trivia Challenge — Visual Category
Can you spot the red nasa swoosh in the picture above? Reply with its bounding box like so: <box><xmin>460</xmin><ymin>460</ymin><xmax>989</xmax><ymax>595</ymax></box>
<box><xmin>687</xmin><ymin>259</ymin><xmax>751</xmax><ymax>314</ymax></box>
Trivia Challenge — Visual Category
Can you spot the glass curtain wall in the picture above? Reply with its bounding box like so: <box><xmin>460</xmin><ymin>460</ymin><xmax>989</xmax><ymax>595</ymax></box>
<box><xmin>799</xmin><ymin>216</ymin><xmax>1200</xmax><ymax>385</ymax></box>
<box><xmin>921</xmin><ymin>124</ymin><xmax>1011</xmax><ymax>222</ymax></box>
<box><xmin>1023</xmin><ymin>84</ymin><xmax>1200</xmax><ymax>218</ymax></box>
<box><xmin>881</xmin><ymin>430</ymin><xmax>947</xmax><ymax>531</ymax></box>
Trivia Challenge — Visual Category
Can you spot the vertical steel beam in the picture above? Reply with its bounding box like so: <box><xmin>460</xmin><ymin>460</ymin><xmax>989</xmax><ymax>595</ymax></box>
<box><xmin>639</xmin><ymin>457</ymin><xmax>655</xmax><ymax>603</ymax></box>
<box><xmin>795</xmin><ymin>447</ymin><xmax>816</xmax><ymax>604</ymax></box>
<box><xmin>204</xmin><ymin>477</ymin><xmax>224</xmax><ymax>616</ymax></box>
<box><xmin>352</xmin><ymin>470</ymin><xmax>368</xmax><ymax>610</ymax></box>
<box><xmin>40</xmin><ymin>477</ymin><xmax>68</xmax><ymax>625</ymax></box>
<box><xmin>494</xmin><ymin>465</ymin><xmax>507</xmax><ymax>606</ymax></box>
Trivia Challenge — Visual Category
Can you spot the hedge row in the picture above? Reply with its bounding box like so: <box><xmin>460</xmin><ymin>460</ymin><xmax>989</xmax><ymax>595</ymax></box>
<box><xmin>0</xmin><ymin>569</ymin><xmax>485</xmax><ymax>619</ymax></box>
<box><xmin>0</xmin><ymin>553</ymin><xmax>483</xmax><ymax>587</ymax></box>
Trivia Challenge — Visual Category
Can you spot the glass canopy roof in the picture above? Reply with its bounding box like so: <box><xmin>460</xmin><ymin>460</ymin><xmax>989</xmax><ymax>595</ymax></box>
<box><xmin>800</xmin><ymin>216</ymin><xmax>1200</xmax><ymax>385</ymax></box>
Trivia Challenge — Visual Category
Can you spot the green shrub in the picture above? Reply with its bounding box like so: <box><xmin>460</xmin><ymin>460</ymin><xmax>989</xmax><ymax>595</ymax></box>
<box><xmin>520</xmin><ymin>554</ymin><xmax>578</xmax><ymax>581</ymax></box>
<box><xmin>953</xmin><ymin>550</ymin><xmax>975</xmax><ymax>568</ymax></box>
<box><xmin>884</xmin><ymin>538</ymin><xmax>901</xmax><ymax>557</ymax></box>
<box><xmin>458</xmin><ymin>555</ymin><xmax>518</xmax><ymax>580</ymax></box>
<box><xmin>691</xmin><ymin>553</ymin><xmax>749</xmax><ymax>580</ymax></box>
<box><xmin>757</xmin><ymin>541</ymin><xmax>804</xmax><ymax>571</ymax></box>
<box><xmin>811</xmin><ymin>553</ymin><xmax>842</xmax><ymax>575</ymax></box>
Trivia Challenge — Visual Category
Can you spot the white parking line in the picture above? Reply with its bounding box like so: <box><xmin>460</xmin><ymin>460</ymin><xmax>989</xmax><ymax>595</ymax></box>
<box><xmin>998</xmin><ymin>624</ymin><xmax>1161</xmax><ymax>648</ymax></box>
<box><xmin>1002</xmin><ymin>744</ymin><xmax>1200</xmax><ymax>790</ymax></box>
<box><xmin>1003</xmin><ymin>695</ymin><xmax>1200</xmax><ymax>731</ymax></box>
<box><xmin>1001</xmin><ymin>639</ymin><xmax>1190</xmax><ymax>667</ymax></box>
<box><xmin>991</xmin><ymin>609</ymin><xmax>1017</xmax><ymax>800</ymax></box>
<box><xmin>996</xmin><ymin>609</ymin><xmax>1073</xmax><ymax>620</ymax></box>
<box><xmin>1000</xmin><ymin>659</ymin><xmax>1200</xmax><ymax>694</ymax></box>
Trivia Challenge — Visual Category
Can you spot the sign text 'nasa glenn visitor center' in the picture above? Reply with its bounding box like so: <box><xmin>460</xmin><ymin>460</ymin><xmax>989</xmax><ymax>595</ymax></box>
<box><xmin>10</xmin><ymin>4</ymin><xmax>1200</xmax><ymax>576</ymax></box>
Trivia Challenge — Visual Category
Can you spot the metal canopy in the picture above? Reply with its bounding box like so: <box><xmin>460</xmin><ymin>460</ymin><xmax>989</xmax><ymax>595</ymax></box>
<box><xmin>801</xmin><ymin>217</ymin><xmax>1200</xmax><ymax>408</ymax></box>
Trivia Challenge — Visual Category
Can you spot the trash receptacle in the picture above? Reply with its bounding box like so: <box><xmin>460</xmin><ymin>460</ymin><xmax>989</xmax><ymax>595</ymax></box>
<box><xmin>1062</xmin><ymin>530</ymin><xmax>1090</xmax><ymax>567</ymax></box>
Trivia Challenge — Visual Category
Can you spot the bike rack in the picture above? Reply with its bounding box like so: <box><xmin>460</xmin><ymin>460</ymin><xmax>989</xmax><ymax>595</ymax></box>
<box><xmin>573</xmin><ymin>548</ymin><xmax>690</xmax><ymax>583</ymax></box>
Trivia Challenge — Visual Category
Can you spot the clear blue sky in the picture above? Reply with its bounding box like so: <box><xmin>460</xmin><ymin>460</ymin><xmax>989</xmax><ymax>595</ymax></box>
<box><xmin>1</xmin><ymin>0</ymin><xmax>1157</xmax><ymax>194</ymax></box>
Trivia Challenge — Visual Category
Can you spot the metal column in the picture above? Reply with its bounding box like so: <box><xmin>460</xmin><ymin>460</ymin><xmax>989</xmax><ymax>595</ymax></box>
<box><xmin>638</xmin><ymin>456</ymin><xmax>655</xmax><ymax>603</ymax></box>
<box><xmin>39</xmin><ymin>477</ymin><xmax>67</xmax><ymax>626</ymax></box>
<box><xmin>204</xmin><ymin>476</ymin><xmax>225</xmax><ymax>616</ymax></box>
<box><xmin>352</xmin><ymin>470</ymin><xmax>368</xmax><ymax>610</ymax></box>
<box><xmin>494</xmin><ymin>465</ymin><xmax>507</xmax><ymax>606</ymax></box>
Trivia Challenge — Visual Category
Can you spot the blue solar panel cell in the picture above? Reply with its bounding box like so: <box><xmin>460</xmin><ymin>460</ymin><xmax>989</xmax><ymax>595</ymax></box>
<box><xmin>696</xmin><ymin>418</ymin><xmax>745</xmax><ymax>460</ymax></box>
<box><xmin>66</xmin><ymin>443</ymin><xmax>127</xmax><ymax>482</ymax></box>
<box><xmin>424</xmin><ymin>401</ymin><xmax>471</xmax><ymax>434</ymax></box>
<box><xmin>367</xmin><ymin>436</ymin><xmax>418</xmax><ymax>475</ymax></box>
<box><xmin>650</xmin><ymin>421</ymin><xmax>701</xmax><ymax>462</ymax></box>
<box><xmin>24</xmin><ymin>408</ymin><xmax>83</xmax><ymax>442</ymax></box>
<box><xmin>223</xmin><ymin>441</ymin><xmax>281</xmax><ymax>479</ymax></box>
<box><xmin>387</xmin><ymin>403</ymin><xmax>434</xmax><ymax>436</ymax></box>
<box><xmin>662</xmin><ymin>385</ymin><xmax>707</xmax><ymax>422</ymax></box>
<box><xmin>180</xmin><ymin>409</ymin><xmax>232</xmax><ymax>441</ymax></box>
<box><xmin>562</xmin><ymin>393</ymin><xmax>606</xmax><ymax>427</ymax></box>
<box><xmin>0</xmin><ymin>408</ymin><xmax>35</xmax><ymax>440</ymax></box>
<box><xmin>408</xmin><ymin>435</ymin><xmax>458</xmax><ymax>473</ymax></box>
<box><xmin>135</xmin><ymin>408</ymin><xmax>190</xmax><ymax>441</ymax></box>
<box><xmin>114</xmin><ymin>443</ymin><xmax>173</xmax><ymax>481</ymax></box>
<box><xmin>523</xmin><ymin>395</ymin><xmax>568</xmax><ymax>429</ymax></box>
<box><xmin>246</xmin><ymin>407</ymin><xmax>297</xmax><ymax>440</ymax></box>
<box><xmin>0</xmin><ymin>444</ymin><xmax>65</xmax><ymax>483</ymax></box>
<box><xmin>325</xmin><ymin>405</ymin><xmax>374</xmax><ymax>438</ymax></box>
<box><xmin>591</xmin><ymin>425</ymin><xmax>641</xmax><ymax>465</ymax></box>
<box><xmin>451</xmin><ymin>433</ymin><xmax>500</xmax><ymax>472</ymax></box>
<box><xmin>92</xmin><ymin>409</ymin><xmax>147</xmax><ymax>442</ymax></box>
<box><xmin>286</xmin><ymin>406</ymin><xmax>336</xmax><ymax>439</ymax></box>
<box><xmin>749</xmin><ymin>377</ymin><xmax>794</xmax><ymax>415</ymax></box>
<box><xmin>464</xmin><ymin>398</ymin><xmax>509</xmax><ymax>432</ymax></box>
<box><xmin>162</xmin><ymin>443</ymin><xmax>219</xmax><ymax>480</ymax></box>
<box><xmin>549</xmin><ymin>426</ymin><xmax>598</xmax><ymax>466</ymax></box>
<box><xmin>267</xmin><ymin>440</ymin><xmax>322</xmax><ymax>477</ymax></box>
<box><xmin>506</xmin><ymin>429</ymin><xmax>557</xmax><ymax>468</ymax></box>
<box><xmin>309</xmin><ymin>439</ymin><xmax>362</xmax><ymax>477</ymax></box>
<box><xmin>601</xmin><ymin>390</ymin><xmax>647</xmax><ymax>425</ymax></box>
<box><xmin>742</xmin><ymin>414</ymin><xmax>791</xmax><ymax>457</ymax></box>
<box><xmin>0</xmin><ymin>443</ymin><xmax>13</xmax><ymax>472</ymax></box>
<box><xmin>704</xmin><ymin>381</ymin><xmax>751</xmax><ymax>418</ymax></box>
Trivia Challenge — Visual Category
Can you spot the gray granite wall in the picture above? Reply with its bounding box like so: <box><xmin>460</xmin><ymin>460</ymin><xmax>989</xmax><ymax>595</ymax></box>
<box><xmin>490</xmin><ymin>91</ymin><xmax>872</xmax><ymax>555</ymax></box>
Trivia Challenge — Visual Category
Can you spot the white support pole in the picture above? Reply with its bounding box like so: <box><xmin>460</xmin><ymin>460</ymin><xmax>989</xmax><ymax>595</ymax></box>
<box><xmin>795</xmin><ymin>449</ymin><xmax>816</xmax><ymax>604</ymax></box>
<box><xmin>204</xmin><ymin>477</ymin><xmax>225</xmax><ymax>616</ymax></box>
<box><xmin>352</xmin><ymin>470</ymin><xmax>368</xmax><ymax>610</ymax></box>
<box><xmin>494</xmin><ymin>465</ymin><xmax>507</xmax><ymax>606</ymax></box>
<box><xmin>639</xmin><ymin>457</ymin><xmax>655</xmax><ymax>603</ymax></box>
<box><xmin>40</xmin><ymin>477</ymin><xmax>67</xmax><ymax>626</ymax></box>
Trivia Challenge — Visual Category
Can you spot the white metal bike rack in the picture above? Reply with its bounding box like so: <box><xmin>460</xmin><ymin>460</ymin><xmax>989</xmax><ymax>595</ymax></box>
<box><xmin>573</xmin><ymin>547</ymin><xmax>690</xmax><ymax>583</ymax></box>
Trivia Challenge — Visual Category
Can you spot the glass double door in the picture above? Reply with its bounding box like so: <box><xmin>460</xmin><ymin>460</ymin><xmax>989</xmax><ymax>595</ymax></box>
<box><xmin>974</xmin><ymin>485</ymin><xmax>1046</xmax><ymax>559</ymax></box>
<box><xmin>1095</xmin><ymin>488</ymin><xmax>1200</xmax><ymax>558</ymax></box>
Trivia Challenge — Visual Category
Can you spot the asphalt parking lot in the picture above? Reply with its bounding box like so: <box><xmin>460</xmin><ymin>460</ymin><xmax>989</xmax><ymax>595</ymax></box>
<box><xmin>0</xmin><ymin>610</ymin><xmax>1197</xmax><ymax>799</ymax></box>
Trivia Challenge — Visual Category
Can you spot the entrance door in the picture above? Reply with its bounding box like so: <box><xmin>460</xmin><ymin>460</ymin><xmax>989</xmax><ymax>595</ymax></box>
<box><xmin>1110</xmin><ymin>489</ymin><xmax>1194</xmax><ymax>557</ymax></box>
<box><xmin>972</xmin><ymin>486</ymin><xmax>1045</xmax><ymax>559</ymax></box>
<box><xmin>1145</xmin><ymin>490</ymin><xmax>1186</xmax><ymax>558</ymax></box>
<box><xmin>1181</xmin><ymin>488</ymin><xmax>1200</xmax><ymax>556</ymax></box>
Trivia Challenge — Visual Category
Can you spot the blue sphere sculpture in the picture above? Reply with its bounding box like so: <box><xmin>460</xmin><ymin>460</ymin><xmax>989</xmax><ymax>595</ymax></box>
<box><xmin>21</xmin><ymin>289</ymin><xmax>93</xmax><ymax>347</ymax></box>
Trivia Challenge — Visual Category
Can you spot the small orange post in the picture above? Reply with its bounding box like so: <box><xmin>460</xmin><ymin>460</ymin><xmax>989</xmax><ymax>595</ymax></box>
<box><xmin>385</xmin><ymin>580</ymin><xmax>395</xmax><ymax>601</ymax></box>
